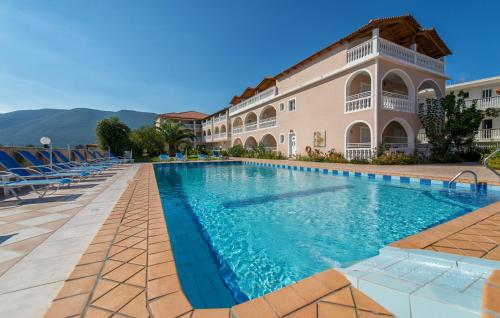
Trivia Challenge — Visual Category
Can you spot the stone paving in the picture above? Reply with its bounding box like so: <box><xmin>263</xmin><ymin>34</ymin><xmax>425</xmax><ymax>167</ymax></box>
<box><xmin>0</xmin><ymin>165</ymin><xmax>138</xmax><ymax>317</ymax></box>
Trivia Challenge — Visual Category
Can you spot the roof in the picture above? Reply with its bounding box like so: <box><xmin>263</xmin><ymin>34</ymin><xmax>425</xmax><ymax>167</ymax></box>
<box><xmin>230</xmin><ymin>78</ymin><xmax>277</xmax><ymax>105</ymax></box>
<box><xmin>275</xmin><ymin>14</ymin><xmax>451</xmax><ymax>79</ymax></box>
<box><xmin>446</xmin><ymin>76</ymin><xmax>500</xmax><ymax>91</ymax></box>
<box><xmin>157</xmin><ymin>111</ymin><xmax>208</xmax><ymax>120</ymax></box>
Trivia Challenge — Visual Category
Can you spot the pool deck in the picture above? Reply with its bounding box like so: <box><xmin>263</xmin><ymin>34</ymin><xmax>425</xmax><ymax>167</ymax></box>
<box><xmin>2</xmin><ymin>160</ymin><xmax>499</xmax><ymax>317</ymax></box>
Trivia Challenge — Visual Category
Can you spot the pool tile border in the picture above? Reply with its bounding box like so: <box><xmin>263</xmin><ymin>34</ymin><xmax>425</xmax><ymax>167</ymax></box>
<box><xmin>44</xmin><ymin>163</ymin><xmax>396</xmax><ymax>318</ymax></box>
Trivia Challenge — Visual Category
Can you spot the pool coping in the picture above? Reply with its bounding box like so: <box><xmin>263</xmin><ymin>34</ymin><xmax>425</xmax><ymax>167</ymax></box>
<box><xmin>43</xmin><ymin>162</ymin><xmax>500</xmax><ymax>317</ymax></box>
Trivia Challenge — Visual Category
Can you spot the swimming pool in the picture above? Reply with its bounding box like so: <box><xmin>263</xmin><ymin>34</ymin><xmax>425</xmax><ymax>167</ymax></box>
<box><xmin>154</xmin><ymin>162</ymin><xmax>499</xmax><ymax>308</ymax></box>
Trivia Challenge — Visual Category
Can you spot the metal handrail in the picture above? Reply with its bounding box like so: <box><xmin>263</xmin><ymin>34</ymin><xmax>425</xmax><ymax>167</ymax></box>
<box><xmin>448</xmin><ymin>170</ymin><xmax>478</xmax><ymax>191</ymax></box>
<box><xmin>483</xmin><ymin>148</ymin><xmax>500</xmax><ymax>179</ymax></box>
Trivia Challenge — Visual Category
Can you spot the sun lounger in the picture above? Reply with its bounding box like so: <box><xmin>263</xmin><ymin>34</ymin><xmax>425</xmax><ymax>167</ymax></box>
<box><xmin>0</xmin><ymin>171</ymin><xmax>71</xmax><ymax>200</ymax></box>
<box><xmin>159</xmin><ymin>154</ymin><xmax>169</xmax><ymax>161</ymax></box>
<box><xmin>175</xmin><ymin>152</ymin><xmax>187</xmax><ymax>161</ymax></box>
<box><xmin>16</xmin><ymin>150</ymin><xmax>90</xmax><ymax>180</ymax></box>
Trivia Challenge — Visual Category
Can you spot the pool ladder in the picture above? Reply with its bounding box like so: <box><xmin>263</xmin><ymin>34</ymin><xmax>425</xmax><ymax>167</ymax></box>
<box><xmin>447</xmin><ymin>148</ymin><xmax>500</xmax><ymax>191</ymax></box>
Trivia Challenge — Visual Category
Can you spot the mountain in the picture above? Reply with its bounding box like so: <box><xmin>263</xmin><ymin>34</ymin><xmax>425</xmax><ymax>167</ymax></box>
<box><xmin>0</xmin><ymin>108</ymin><xmax>158</xmax><ymax>147</ymax></box>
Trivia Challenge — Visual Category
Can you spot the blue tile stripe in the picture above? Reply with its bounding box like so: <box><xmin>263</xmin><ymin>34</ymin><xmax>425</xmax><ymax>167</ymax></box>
<box><xmin>156</xmin><ymin>161</ymin><xmax>494</xmax><ymax>193</ymax></box>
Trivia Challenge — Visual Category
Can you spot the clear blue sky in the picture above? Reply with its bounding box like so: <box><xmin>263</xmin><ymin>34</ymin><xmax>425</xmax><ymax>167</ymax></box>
<box><xmin>0</xmin><ymin>0</ymin><xmax>498</xmax><ymax>115</ymax></box>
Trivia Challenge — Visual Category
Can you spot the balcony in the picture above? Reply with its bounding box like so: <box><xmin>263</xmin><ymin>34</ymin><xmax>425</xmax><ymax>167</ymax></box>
<box><xmin>465</xmin><ymin>96</ymin><xmax>500</xmax><ymax>110</ymax></box>
<box><xmin>346</xmin><ymin>37</ymin><xmax>445</xmax><ymax>74</ymax></box>
<box><xmin>382</xmin><ymin>91</ymin><xmax>415</xmax><ymax>113</ymax></box>
<box><xmin>259</xmin><ymin>117</ymin><xmax>277</xmax><ymax>129</ymax></box>
<box><xmin>202</xmin><ymin>120</ymin><xmax>212</xmax><ymax>127</ymax></box>
<box><xmin>213</xmin><ymin>132</ymin><xmax>228</xmax><ymax>141</ymax></box>
<box><xmin>244</xmin><ymin>123</ymin><xmax>258</xmax><ymax>132</ymax></box>
<box><xmin>229</xmin><ymin>86</ymin><xmax>278</xmax><ymax>116</ymax></box>
<box><xmin>345</xmin><ymin>91</ymin><xmax>372</xmax><ymax>113</ymax></box>
<box><xmin>233</xmin><ymin>127</ymin><xmax>243</xmax><ymax>135</ymax></box>
<box><xmin>476</xmin><ymin>128</ymin><xmax>500</xmax><ymax>141</ymax></box>
<box><xmin>345</xmin><ymin>143</ymin><xmax>373</xmax><ymax>161</ymax></box>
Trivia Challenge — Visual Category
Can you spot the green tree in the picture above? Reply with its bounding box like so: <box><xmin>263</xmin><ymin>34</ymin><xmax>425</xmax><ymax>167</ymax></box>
<box><xmin>96</xmin><ymin>117</ymin><xmax>131</xmax><ymax>156</ymax></box>
<box><xmin>130</xmin><ymin>125</ymin><xmax>164</xmax><ymax>158</ymax></box>
<box><xmin>157</xmin><ymin>121</ymin><xmax>195</xmax><ymax>155</ymax></box>
<box><xmin>419</xmin><ymin>91</ymin><xmax>484</xmax><ymax>158</ymax></box>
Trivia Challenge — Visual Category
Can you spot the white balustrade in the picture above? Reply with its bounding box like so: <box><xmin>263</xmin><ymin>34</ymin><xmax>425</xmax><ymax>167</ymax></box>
<box><xmin>345</xmin><ymin>91</ymin><xmax>372</xmax><ymax>113</ymax></box>
<box><xmin>259</xmin><ymin>117</ymin><xmax>277</xmax><ymax>129</ymax></box>
<box><xmin>244</xmin><ymin>123</ymin><xmax>258</xmax><ymax>132</ymax></box>
<box><xmin>229</xmin><ymin>86</ymin><xmax>278</xmax><ymax>116</ymax></box>
<box><xmin>346</xmin><ymin>37</ymin><xmax>445</xmax><ymax>74</ymax></box>
<box><xmin>382</xmin><ymin>91</ymin><xmax>415</xmax><ymax>113</ymax></box>
<box><xmin>233</xmin><ymin>127</ymin><xmax>243</xmax><ymax>135</ymax></box>
<box><xmin>465</xmin><ymin>96</ymin><xmax>500</xmax><ymax>110</ymax></box>
<box><xmin>345</xmin><ymin>145</ymin><xmax>373</xmax><ymax>161</ymax></box>
<box><xmin>476</xmin><ymin>128</ymin><xmax>500</xmax><ymax>141</ymax></box>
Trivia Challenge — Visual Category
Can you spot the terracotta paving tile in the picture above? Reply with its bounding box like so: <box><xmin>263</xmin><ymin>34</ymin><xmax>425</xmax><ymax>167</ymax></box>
<box><xmin>431</xmin><ymin>246</ymin><xmax>487</xmax><ymax>258</ymax></box>
<box><xmin>483</xmin><ymin>283</ymin><xmax>500</xmax><ymax>314</ymax></box>
<box><xmin>149</xmin><ymin>291</ymin><xmax>193</xmax><ymax>318</ymax></box>
<box><xmin>55</xmin><ymin>275</ymin><xmax>97</xmax><ymax>299</ymax></box>
<box><xmin>110</xmin><ymin>247</ymin><xmax>144</xmax><ymax>262</ymax></box>
<box><xmin>0</xmin><ymin>256</ymin><xmax>22</xmax><ymax>276</ymax></box>
<box><xmin>149</xmin><ymin>234</ymin><xmax>170</xmax><ymax>244</ymax></box>
<box><xmin>129</xmin><ymin>251</ymin><xmax>147</xmax><ymax>266</ymax></box>
<box><xmin>231</xmin><ymin>297</ymin><xmax>278</xmax><ymax>318</ymax></box>
<box><xmin>284</xmin><ymin>304</ymin><xmax>317</xmax><ymax>318</ymax></box>
<box><xmin>125</xmin><ymin>268</ymin><xmax>146</xmax><ymax>287</ymax></box>
<box><xmin>37</xmin><ymin>218</ymin><xmax>69</xmax><ymax>230</ymax></box>
<box><xmin>118</xmin><ymin>291</ymin><xmax>149</xmax><ymax>318</ymax></box>
<box><xmin>101</xmin><ymin>259</ymin><xmax>124</xmax><ymax>275</ymax></box>
<box><xmin>357</xmin><ymin>310</ymin><xmax>394</xmax><ymax>317</ymax></box>
<box><xmin>148</xmin><ymin>274</ymin><xmax>181</xmax><ymax>300</ymax></box>
<box><xmin>1</xmin><ymin>232</ymin><xmax>52</xmax><ymax>253</ymax></box>
<box><xmin>314</xmin><ymin>269</ymin><xmax>350</xmax><ymax>292</ymax></box>
<box><xmin>0</xmin><ymin>223</ymin><xmax>26</xmax><ymax>235</ymax></box>
<box><xmin>92</xmin><ymin>276</ymin><xmax>144</xmax><ymax>312</ymax></box>
<box><xmin>148</xmin><ymin>261</ymin><xmax>176</xmax><ymax>280</ymax></box>
<box><xmin>132</xmin><ymin>239</ymin><xmax>148</xmax><ymax>250</ymax></box>
<box><xmin>69</xmin><ymin>262</ymin><xmax>103</xmax><ymax>279</ymax></box>
<box><xmin>79</xmin><ymin>250</ymin><xmax>108</xmax><ymax>265</ymax></box>
<box><xmin>290</xmin><ymin>276</ymin><xmax>330</xmax><ymax>303</ymax></box>
<box><xmin>103</xmin><ymin>262</ymin><xmax>143</xmax><ymax>282</ymax></box>
<box><xmin>433</xmin><ymin>239</ymin><xmax>496</xmax><ymax>252</ymax></box>
<box><xmin>191</xmin><ymin>308</ymin><xmax>230</xmax><ymax>318</ymax></box>
<box><xmin>108</xmin><ymin>245</ymin><xmax>127</xmax><ymax>257</ymax></box>
<box><xmin>0</xmin><ymin>211</ymin><xmax>47</xmax><ymax>222</ymax></box>
<box><xmin>85</xmin><ymin>306</ymin><xmax>113</xmax><ymax>318</ymax></box>
<box><xmin>318</xmin><ymin>302</ymin><xmax>357</xmax><ymax>318</ymax></box>
<box><xmin>86</xmin><ymin>241</ymin><xmax>112</xmax><ymax>254</ymax></box>
<box><xmin>44</xmin><ymin>293</ymin><xmax>89</xmax><ymax>318</ymax></box>
<box><xmin>91</xmin><ymin>234</ymin><xmax>116</xmax><ymax>245</ymax></box>
<box><xmin>264</xmin><ymin>286</ymin><xmax>307</xmax><ymax>316</ymax></box>
<box><xmin>320</xmin><ymin>286</ymin><xmax>354</xmax><ymax>307</ymax></box>
<box><xmin>148</xmin><ymin>250</ymin><xmax>173</xmax><ymax>265</ymax></box>
<box><xmin>148</xmin><ymin>241</ymin><xmax>171</xmax><ymax>254</ymax></box>
<box><xmin>91</xmin><ymin>279</ymin><xmax>119</xmax><ymax>301</ymax></box>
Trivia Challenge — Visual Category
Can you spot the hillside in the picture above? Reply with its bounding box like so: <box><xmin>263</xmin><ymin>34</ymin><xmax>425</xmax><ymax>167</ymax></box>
<box><xmin>0</xmin><ymin>108</ymin><xmax>158</xmax><ymax>147</ymax></box>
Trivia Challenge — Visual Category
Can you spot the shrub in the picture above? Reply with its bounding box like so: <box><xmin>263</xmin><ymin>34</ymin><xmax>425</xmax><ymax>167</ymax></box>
<box><xmin>297</xmin><ymin>148</ymin><xmax>347</xmax><ymax>163</ymax></box>
<box><xmin>371</xmin><ymin>152</ymin><xmax>417</xmax><ymax>165</ymax></box>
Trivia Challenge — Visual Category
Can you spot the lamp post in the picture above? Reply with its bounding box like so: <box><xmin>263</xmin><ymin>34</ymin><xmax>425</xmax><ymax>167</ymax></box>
<box><xmin>40</xmin><ymin>137</ymin><xmax>52</xmax><ymax>167</ymax></box>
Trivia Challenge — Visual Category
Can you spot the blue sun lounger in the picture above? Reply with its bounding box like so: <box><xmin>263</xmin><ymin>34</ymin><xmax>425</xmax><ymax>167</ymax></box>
<box><xmin>17</xmin><ymin>150</ymin><xmax>90</xmax><ymax>179</ymax></box>
<box><xmin>52</xmin><ymin>150</ymin><xmax>103</xmax><ymax>173</ymax></box>
<box><xmin>70</xmin><ymin>150</ymin><xmax>112</xmax><ymax>169</ymax></box>
<box><xmin>0</xmin><ymin>150</ymin><xmax>86</xmax><ymax>181</ymax></box>
<box><xmin>175</xmin><ymin>152</ymin><xmax>187</xmax><ymax>161</ymax></box>
<box><xmin>0</xmin><ymin>171</ymin><xmax>71</xmax><ymax>200</ymax></box>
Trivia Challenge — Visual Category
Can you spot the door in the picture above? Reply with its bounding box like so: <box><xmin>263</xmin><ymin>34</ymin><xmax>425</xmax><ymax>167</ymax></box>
<box><xmin>483</xmin><ymin>119</ymin><xmax>493</xmax><ymax>139</ymax></box>
<box><xmin>288</xmin><ymin>132</ymin><xmax>296</xmax><ymax>156</ymax></box>
<box><xmin>360</xmin><ymin>127</ymin><xmax>371</xmax><ymax>146</ymax></box>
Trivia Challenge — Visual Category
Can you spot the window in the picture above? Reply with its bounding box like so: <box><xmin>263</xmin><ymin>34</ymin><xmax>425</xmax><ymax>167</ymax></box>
<box><xmin>463</xmin><ymin>91</ymin><xmax>469</xmax><ymax>98</ymax></box>
<box><xmin>482</xmin><ymin>89</ymin><xmax>492</xmax><ymax>99</ymax></box>
<box><xmin>288</xmin><ymin>99</ymin><xmax>296</xmax><ymax>111</ymax></box>
<box><xmin>279</xmin><ymin>134</ymin><xmax>285</xmax><ymax>144</ymax></box>
<box><xmin>279</xmin><ymin>103</ymin><xmax>285</xmax><ymax>111</ymax></box>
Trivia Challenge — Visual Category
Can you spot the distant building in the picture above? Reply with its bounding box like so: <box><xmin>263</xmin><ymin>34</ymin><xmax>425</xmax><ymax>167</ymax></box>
<box><xmin>155</xmin><ymin>111</ymin><xmax>208</xmax><ymax>146</ymax></box>
<box><xmin>446</xmin><ymin>76</ymin><xmax>500</xmax><ymax>144</ymax></box>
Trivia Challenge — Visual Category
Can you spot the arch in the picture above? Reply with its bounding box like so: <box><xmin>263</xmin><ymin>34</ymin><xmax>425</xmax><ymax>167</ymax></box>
<box><xmin>345</xmin><ymin>69</ymin><xmax>373</xmax><ymax>97</ymax></box>
<box><xmin>220</xmin><ymin>124</ymin><xmax>227</xmax><ymax>133</ymax></box>
<box><xmin>417</xmin><ymin>79</ymin><xmax>443</xmax><ymax>111</ymax></box>
<box><xmin>214</xmin><ymin>127</ymin><xmax>220</xmax><ymax>134</ymax></box>
<box><xmin>207</xmin><ymin>129</ymin><xmax>212</xmax><ymax>136</ymax></box>
<box><xmin>260</xmin><ymin>134</ymin><xmax>277</xmax><ymax>151</ymax></box>
<box><xmin>381</xmin><ymin>68</ymin><xmax>416</xmax><ymax>101</ymax></box>
<box><xmin>233</xmin><ymin>138</ymin><xmax>243</xmax><ymax>147</ymax></box>
<box><xmin>259</xmin><ymin>105</ymin><xmax>277</xmax><ymax>120</ymax></box>
<box><xmin>232</xmin><ymin>117</ymin><xmax>243</xmax><ymax>128</ymax></box>
<box><xmin>380</xmin><ymin>118</ymin><xmax>415</xmax><ymax>153</ymax></box>
<box><xmin>244</xmin><ymin>112</ymin><xmax>258</xmax><ymax>125</ymax></box>
<box><xmin>244</xmin><ymin>136</ymin><xmax>258</xmax><ymax>150</ymax></box>
<box><xmin>417</xmin><ymin>78</ymin><xmax>443</xmax><ymax>98</ymax></box>
<box><xmin>344</xmin><ymin>120</ymin><xmax>373</xmax><ymax>147</ymax></box>
<box><xmin>203</xmin><ymin>130</ymin><xmax>207</xmax><ymax>136</ymax></box>
<box><xmin>344</xmin><ymin>120</ymin><xmax>373</xmax><ymax>160</ymax></box>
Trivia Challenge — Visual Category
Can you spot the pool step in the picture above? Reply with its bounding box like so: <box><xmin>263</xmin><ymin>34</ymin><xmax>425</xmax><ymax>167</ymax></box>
<box><xmin>337</xmin><ymin>247</ymin><xmax>500</xmax><ymax>318</ymax></box>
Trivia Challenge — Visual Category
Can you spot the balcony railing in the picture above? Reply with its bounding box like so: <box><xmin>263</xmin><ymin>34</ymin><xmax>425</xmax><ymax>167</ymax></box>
<box><xmin>229</xmin><ymin>86</ymin><xmax>278</xmax><ymax>116</ymax></box>
<box><xmin>382</xmin><ymin>91</ymin><xmax>415</xmax><ymax>113</ymax></box>
<box><xmin>476</xmin><ymin>128</ymin><xmax>500</xmax><ymax>141</ymax></box>
<box><xmin>465</xmin><ymin>96</ymin><xmax>500</xmax><ymax>110</ymax></box>
<box><xmin>259</xmin><ymin>117</ymin><xmax>277</xmax><ymax>129</ymax></box>
<box><xmin>245</xmin><ymin>123</ymin><xmax>258</xmax><ymax>132</ymax></box>
<box><xmin>202</xmin><ymin>120</ymin><xmax>212</xmax><ymax>127</ymax></box>
<box><xmin>213</xmin><ymin>132</ymin><xmax>228</xmax><ymax>141</ymax></box>
<box><xmin>345</xmin><ymin>91</ymin><xmax>372</xmax><ymax>113</ymax></box>
<box><xmin>345</xmin><ymin>144</ymin><xmax>373</xmax><ymax>161</ymax></box>
<box><xmin>233</xmin><ymin>127</ymin><xmax>243</xmax><ymax>135</ymax></box>
<box><xmin>346</xmin><ymin>37</ymin><xmax>445</xmax><ymax>74</ymax></box>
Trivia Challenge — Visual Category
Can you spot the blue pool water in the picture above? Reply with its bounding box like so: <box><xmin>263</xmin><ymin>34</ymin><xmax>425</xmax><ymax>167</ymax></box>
<box><xmin>154</xmin><ymin>162</ymin><xmax>499</xmax><ymax>307</ymax></box>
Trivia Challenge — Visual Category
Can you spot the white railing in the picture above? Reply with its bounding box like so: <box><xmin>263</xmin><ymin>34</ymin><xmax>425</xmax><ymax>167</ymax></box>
<box><xmin>229</xmin><ymin>86</ymin><xmax>278</xmax><ymax>116</ymax></box>
<box><xmin>345</xmin><ymin>145</ymin><xmax>373</xmax><ymax>161</ymax></box>
<box><xmin>382</xmin><ymin>91</ymin><xmax>415</xmax><ymax>113</ymax></box>
<box><xmin>213</xmin><ymin>132</ymin><xmax>228</xmax><ymax>141</ymax></box>
<box><xmin>476</xmin><ymin>129</ymin><xmax>500</xmax><ymax>141</ymax></box>
<box><xmin>382</xmin><ymin>136</ymin><xmax>408</xmax><ymax>144</ymax></box>
<box><xmin>219</xmin><ymin>115</ymin><xmax>227</xmax><ymax>121</ymax></box>
<box><xmin>417</xmin><ymin>132</ymin><xmax>429</xmax><ymax>144</ymax></box>
<box><xmin>233</xmin><ymin>127</ymin><xmax>243</xmax><ymax>135</ymax></box>
<box><xmin>203</xmin><ymin>135</ymin><xmax>213</xmax><ymax>142</ymax></box>
<box><xmin>245</xmin><ymin>123</ymin><xmax>258</xmax><ymax>132</ymax></box>
<box><xmin>345</xmin><ymin>91</ymin><xmax>372</xmax><ymax>112</ymax></box>
<box><xmin>259</xmin><ymin>117</ymin><xmax>277</xmax><ymax>129</ymax></box>
<box><xmin>202</xmin><ymin>120</ymin><xmax>212</xmax><ymax>127</ymax></box>
<box><xmin>465</xmin><ymin>96</ymin><xmax>500</xmax><ymax>110</ymax></box>
<box><xmin>346</xmin><ymin>40</ymin><xmax>373</xmax><ymax>63</ymax></box>
<box><xmin>346</xmin><ymin>37</ymin><xmax>445</xmax><ymax>74</ymax></box>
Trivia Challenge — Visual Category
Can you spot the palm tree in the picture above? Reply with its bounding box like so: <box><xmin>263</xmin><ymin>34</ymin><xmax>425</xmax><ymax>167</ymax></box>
<box><xmin>157</xmin><ymin>121</ymin><xmax>195</xmax><ymax>156</ymax></box>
